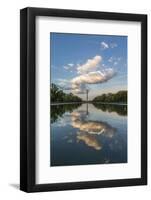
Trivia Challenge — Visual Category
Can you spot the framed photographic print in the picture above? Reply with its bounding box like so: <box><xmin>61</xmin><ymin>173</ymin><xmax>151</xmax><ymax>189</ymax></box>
<box><xmin>20</xmin><ymin>7</ymin><xmax>147</xmax><ymax>192</ymax></box>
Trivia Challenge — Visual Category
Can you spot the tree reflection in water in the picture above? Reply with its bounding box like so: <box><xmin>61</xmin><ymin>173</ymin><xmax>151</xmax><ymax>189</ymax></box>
<box><xmin>51</xmin><ymin>103</ymin><xmax>127</xmax><ymax>124</ymax></box>
<box><xmin>51</xmin><ymin>104</ymin><xmax>118</xmax><ymax>151</ymax></box>
<box><xmin>51</xmin><ymin>103</ymin><xmax>81</xmax><ymax>123</ymax></box>
<box><xmin>51</xmin><ymin>103</ymin><xmax>127</xmax><ymax>165</ymax></box>
<box><xmin>93</xmin><ymin>103</ymin><xmax>127</xmax><ymax>116</ymax></box>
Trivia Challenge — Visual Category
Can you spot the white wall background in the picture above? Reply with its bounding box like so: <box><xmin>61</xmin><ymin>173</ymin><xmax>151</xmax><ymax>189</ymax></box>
<box><xmin>0</xmin><ymin>0</ymin><xmax>150</xmax><ymax>199</ymax></box>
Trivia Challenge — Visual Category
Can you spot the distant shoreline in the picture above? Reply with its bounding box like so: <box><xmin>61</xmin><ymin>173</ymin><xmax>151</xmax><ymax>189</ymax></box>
<box><xmin>92</xmin><ymin>102</ymin><xmax>127</xmax><ymax>106</ymax></box>
<box><xmin>51</xmin><ymin>102</ymin><xmax>127</xmax><ymax>106</ymax></box>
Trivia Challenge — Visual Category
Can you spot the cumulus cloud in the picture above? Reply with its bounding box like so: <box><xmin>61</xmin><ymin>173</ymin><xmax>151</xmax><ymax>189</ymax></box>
<box><xmin>71</xmin><ymin>68</ymin><xmax>116</xmax><ymax>94</ymax></box>
<box><xmin>64</xmin><ymin>83</ymin><xmax>87</xmax><ymax>94</ymax></box>
<box><xmin>77</xmin><ymin>55</ymin><xmax>102</xmax><ymax>74</ymax></box>
<box><xmin>72</xmin><ymin>69</ymin><xmax>115</xmax><ymax>85</ymax></box>
<box><xmin>100</xmin><ymin>41</ymin><xmax>109</xmax><ymax>50</ymax></box>
<box><xmin>62</xmin><ymin>55</ymin><xmax>116</xmax><ymax>94</ymax></box>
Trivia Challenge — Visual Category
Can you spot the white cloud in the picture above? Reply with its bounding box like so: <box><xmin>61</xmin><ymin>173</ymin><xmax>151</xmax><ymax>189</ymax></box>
<box><xmin>108</xmin><ymin>56</ymin><xmax>122</xmax><ymax>65</ymax></box>
<box><xmin>108</xmin><ymin>56</ymin><xmax>114</xmax><ymax>63</ymax></box>
<box><xmin>72</xmin><ymin>69</ymin><xmax>115</xmax><ymax>85</ymax></box>
<box><xmin>71</xmin><ymin>69</ymin><xmax>116</xmax><ymax>94</ymax></box>
<box><xmin>64</xmin><ymin>63</ymin><xmax>74</xmax><ymax>70</ymax></box>
<box><xmin>57</xmin><ymin>78</ymin><xmax>70</xmax><ymax>87</ymax></box>
<box><xmin>110</xmin><ymin>43</ymin><xmax>118</xmax><ymax>48</ymax></box>
<box><xmin>77</xmin><ymin>55</ymin><xmax>102</xmax><ymax>74</ymax></box>
<box><xmin>64</xmin><ymin>66</ymin><xmax>70</xmax><ymax>70</ymax></box>
<box><xmin>113</xmin><ymin>61</ymin><xmax>118</xmax><ymax>66</ymax></box>
<box><xmin>100</xmin><ymin>42</ymin><xmax>117</xmax><ymax>50</ymax></box>
<box><xmin>68</xmin><ymin>63</ymin><xmax>74</xmax><ymax>67</ymax></box>
<box><xmin>100</xmin><ymin>41</ymin><xmax>109</xmax><ymax>50</ymax></box>
<box><xmin>62</xmin><ymin>55</ymin><xmax>116</xmax><ymax>94</ymax></box>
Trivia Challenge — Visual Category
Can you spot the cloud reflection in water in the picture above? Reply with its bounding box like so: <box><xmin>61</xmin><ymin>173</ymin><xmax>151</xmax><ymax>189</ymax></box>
<box><xmin>71</xmin><ymin>111</ymin><xmax>116</xmax><ymax>137</ymax></box>
<box><xmin>77</xmin><ymin>132</ymin><xmax>102</xmax><ymax>150</ymax></box>
<box><xmin>51</xmin><ymin>103</ymin><xmax>127</xmax><ymax>166</ymax></box>
<box><xmin>62</xmin><ymin>105</ymin><xmax>116</xmax><ymax>151</ymax></box>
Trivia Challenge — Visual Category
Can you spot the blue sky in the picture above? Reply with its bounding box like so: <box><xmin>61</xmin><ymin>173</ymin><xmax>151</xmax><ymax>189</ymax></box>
<box><xmin>50</xmin><ymin>33</ymin><xmax>127</xmax><ymax>100</ymax></box>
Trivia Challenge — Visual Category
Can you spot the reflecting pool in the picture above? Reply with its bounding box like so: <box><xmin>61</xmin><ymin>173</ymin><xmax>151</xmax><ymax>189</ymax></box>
<box><xmin>50</xmin><ymin>103</ymin><xmax>127</xmax><ymax>166</ymax></box>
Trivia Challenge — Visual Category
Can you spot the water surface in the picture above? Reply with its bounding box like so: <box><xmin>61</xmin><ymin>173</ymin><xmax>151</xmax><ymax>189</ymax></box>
<box><xmin>50</xmin><ymin>103</ymin><xmax>127</xmax><ymax>166</ymax></box>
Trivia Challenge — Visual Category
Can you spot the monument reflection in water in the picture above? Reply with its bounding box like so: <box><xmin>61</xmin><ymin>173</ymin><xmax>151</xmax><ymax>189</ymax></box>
<box><xmin>50</xmin><ymin>103</ymin><xmax>127</xmax><ymax>166</ymax></box>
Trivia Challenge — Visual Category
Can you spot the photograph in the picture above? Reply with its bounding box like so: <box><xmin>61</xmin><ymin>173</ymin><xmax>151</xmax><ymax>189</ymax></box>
<box><xmin>50</xmin><ymin>33</ymin><xmax>128</xmax><ymax>166</ymax></box>
<box><xmin>20</xmin><ymin>7</ymin><xmax>147</xmax><ymax>192</ymax></box>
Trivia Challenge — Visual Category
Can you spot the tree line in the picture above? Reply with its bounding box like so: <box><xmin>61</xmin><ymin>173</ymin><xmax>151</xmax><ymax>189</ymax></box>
<box><xmin>51</xmin><ymin>83</ymin><xmax>82</xmax><ymax>103</ymax></box>
<box><xmin>51</xmin><ymin>83</ymin><xmax>127</xmax><ymax>103</ymax></box>
<box><xmin>92</xmin><ymin>91</ymin><xmax>127</xmax><ymax>103</ymax></box>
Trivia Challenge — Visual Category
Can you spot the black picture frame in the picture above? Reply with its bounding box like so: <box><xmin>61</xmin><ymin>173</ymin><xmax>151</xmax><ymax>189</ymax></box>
<box><xmin>20</xmin><ymin>7</ymin><xmax>147</xmax><ymax>192</ymax></box>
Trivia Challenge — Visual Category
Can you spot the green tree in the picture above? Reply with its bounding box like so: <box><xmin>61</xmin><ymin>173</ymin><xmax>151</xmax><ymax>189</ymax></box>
<box><xmin>51</xmin><ymin>83</ymin><xmax>82</xmax><ymax>103</ymax></box>
<box><xmin>92</xmin><ymin>91</ymin><xmax>127</xmax><ymax>103</ymax></box>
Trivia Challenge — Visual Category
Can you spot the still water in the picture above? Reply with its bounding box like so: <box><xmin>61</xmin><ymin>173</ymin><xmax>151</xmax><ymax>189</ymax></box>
<box><xmin>50</xmin><ymin>103</ymin><xmax>127</xmax><ymax>166</ymax></box>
